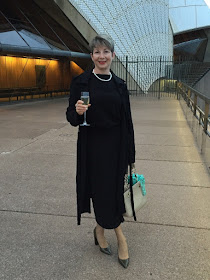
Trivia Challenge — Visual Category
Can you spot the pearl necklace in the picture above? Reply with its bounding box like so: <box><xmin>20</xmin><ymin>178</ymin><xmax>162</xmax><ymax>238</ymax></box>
<box><xmin>92</xmin><ymin>69</ymin><xmax>112</xmax><ymax>82</ymax></box>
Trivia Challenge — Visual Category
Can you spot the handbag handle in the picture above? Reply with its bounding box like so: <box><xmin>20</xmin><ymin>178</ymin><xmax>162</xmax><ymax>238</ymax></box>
<box><xmin>129</xmin><ymin>163</ymin><xmax>137</xmax><ymax>221</ymax></box>
<box><xmin>131</xmin><ymin>163</ymin><xmax>135</xmax><ymax>173</ymax></box>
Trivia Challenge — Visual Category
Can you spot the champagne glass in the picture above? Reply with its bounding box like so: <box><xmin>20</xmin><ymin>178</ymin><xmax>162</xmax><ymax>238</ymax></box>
<box><xmin>80</xmin><ymin>91</ymin><xmax>90</xmax><ymax>126</ymax></box>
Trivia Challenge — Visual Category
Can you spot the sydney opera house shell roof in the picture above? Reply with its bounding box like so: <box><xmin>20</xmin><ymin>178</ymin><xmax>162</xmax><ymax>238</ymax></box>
<box><xmin>68</xmin><ymin>0</ymin><xmax>173</xmax><ymax>58</ymax></box>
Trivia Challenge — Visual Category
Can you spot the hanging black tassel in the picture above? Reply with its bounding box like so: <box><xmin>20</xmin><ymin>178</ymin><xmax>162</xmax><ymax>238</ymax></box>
<box><xmin>129</xmin><ymin>163</ymin><xmax>136</xmax><ymax>221</ymax></box>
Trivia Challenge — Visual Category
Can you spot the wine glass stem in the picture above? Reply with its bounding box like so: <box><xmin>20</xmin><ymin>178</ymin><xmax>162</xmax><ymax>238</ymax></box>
<box><xmin>84</xmin><ymin>110</ymin><xmax>87</xmax><ymax>123</ymax></box>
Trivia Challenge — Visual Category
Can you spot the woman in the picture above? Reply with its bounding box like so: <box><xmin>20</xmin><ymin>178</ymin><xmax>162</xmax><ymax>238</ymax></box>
<box><xmin>66</xmin><ymin>34</ymin><xmax>135</xmax><ymax>269</ymax></box>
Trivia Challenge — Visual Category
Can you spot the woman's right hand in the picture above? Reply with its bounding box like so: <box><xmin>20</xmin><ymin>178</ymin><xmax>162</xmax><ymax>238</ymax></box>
<box><xmin>75</xmin><ymin>100</ymin><xmax>91</xmax><ymax>115</ymax></box>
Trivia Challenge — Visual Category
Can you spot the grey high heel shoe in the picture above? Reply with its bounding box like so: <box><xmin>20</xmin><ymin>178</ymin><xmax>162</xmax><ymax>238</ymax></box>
<box><xmin>118</xmin><ymin>257</ymin><xmax>129</xmax><ymax>268</ymax></box>
<box><xmin>94</xmin><ymin>227</ymin><xmax>112</xmax><ymax>255</ymax></box>
<box><xmin>118</xmin><ymin>240</ymin><xmax>129</xmax><ymax>268</ymax></box>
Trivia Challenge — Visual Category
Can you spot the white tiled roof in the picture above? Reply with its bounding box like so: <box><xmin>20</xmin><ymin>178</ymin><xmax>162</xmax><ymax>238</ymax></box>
<box><xmin>169</xmin><ymin>0</ymin><xmax>210</xmax><ymax>34</ymax></box>
<box><xmin>68</xmin><ymin>0</ymin><xmax>173</xmax><ymax>90</ymax></box>
<box><xmin>68</xmin><ymin>0</ymin><xmax>173</xmax><ymax>58</ymax></box>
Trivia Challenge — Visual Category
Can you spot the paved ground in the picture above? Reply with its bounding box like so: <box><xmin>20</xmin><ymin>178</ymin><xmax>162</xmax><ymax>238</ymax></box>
<box><xmin>0</xmin><ymin>97</ymin><xmax>209</xmax><ymax>280</ymax></box>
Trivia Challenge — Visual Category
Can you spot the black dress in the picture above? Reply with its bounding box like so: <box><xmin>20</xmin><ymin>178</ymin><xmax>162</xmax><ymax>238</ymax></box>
<box><xmin>86</xmin><ymin>73</ymin><xmax>124</xmax><ymax>229</ymax></box>
<box><xmin>66</xmin><ymin>70</ymin><xmax>135</xmax><ymax>226</ymax></box>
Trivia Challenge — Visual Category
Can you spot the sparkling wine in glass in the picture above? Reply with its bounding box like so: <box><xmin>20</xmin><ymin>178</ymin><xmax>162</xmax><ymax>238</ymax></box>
<box><xmin>80</xmin><ymin>91</ymin><xmax>90</xmax><ymax>126</ymax></box>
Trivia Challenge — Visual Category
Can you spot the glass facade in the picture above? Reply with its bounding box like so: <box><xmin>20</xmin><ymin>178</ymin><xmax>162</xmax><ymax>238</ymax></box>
<box><xmin>0</xmin><ymin>0</ymin><xmax>88</xmax><ymax>100</ymax></box>
<box><xmin>0</xmin><ymin>30</ymin><xmax>59</xmax><ymax>50</ymax></box>
<box><xmin>0</xmin><ymin>0</ymin><xmax>89</xmax><ymax>54</ymax></box>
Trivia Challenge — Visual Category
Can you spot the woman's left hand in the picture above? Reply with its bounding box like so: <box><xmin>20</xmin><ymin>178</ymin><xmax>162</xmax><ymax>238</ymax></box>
<box><xmin>75</xmin><ymin>100</ymin><xmax>91</xmax><ymax>115</ymax></box>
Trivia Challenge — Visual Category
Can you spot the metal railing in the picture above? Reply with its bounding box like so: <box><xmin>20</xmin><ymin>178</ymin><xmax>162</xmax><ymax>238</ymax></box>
<box><xmin>111</xmin><ymin>56</ymin><xmax>210</xmax><ymax>99</ymax></box>
<box><xmin>1</xmin><ymin>55</ymin><xmax>210</xmax><ymax>105</ymax></box>
<box><xmin>112</xmin><ymin>56</ymin><xmax>176</xmax><ymax>97</ymax></box>
<box><xmin>0</xmin><ymin>87</ymin><xmax>69</xmax><ymax>102</ymax></box>
<box><xmin>177</xmin><ymin>82</ymin><xmax>210</xmax><ymax>136</ymax></box>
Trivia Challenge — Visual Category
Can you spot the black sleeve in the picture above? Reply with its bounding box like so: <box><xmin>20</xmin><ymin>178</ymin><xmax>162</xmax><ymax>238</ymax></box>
<box><xmin>125</xmin><ymin>85</ymin><xmax>136</xmax><ymax>164</ymax></box>
<box><xmin>66</xmin><ymin>78</ymin><xmax>84</xmax><ymax>127</ymax></box>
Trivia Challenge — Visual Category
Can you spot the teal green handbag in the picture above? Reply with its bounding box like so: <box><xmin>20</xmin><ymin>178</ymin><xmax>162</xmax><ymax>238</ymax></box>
<box><xmin>128</xmin><ymin>173</ymin><xmax>146</xmax><ymax>196</ymax></box>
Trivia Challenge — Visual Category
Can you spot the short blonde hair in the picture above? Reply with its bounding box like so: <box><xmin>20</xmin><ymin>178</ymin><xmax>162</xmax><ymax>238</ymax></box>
<box><xmin>89</xmin><ymin>34</ymin><xmax>114</xmax><ymax>53</ymax></box>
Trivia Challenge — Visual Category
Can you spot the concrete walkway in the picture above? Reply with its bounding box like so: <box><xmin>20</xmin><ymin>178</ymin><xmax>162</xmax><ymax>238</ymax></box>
<box><xmin>0</xmin><ymin>97</ymin><xmax>209</xmax><ymax>280</ymax></box>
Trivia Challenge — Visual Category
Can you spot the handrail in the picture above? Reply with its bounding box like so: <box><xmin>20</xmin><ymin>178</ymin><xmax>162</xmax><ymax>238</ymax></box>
<box><xmin>177</xmin><ymin>81</ymin><xmax>210</xmax><ymax>135</ymax></box>
<box><xmin>179</xmin><ymin>82</ymin><xmax>210</xmax><ymax>103</ymax></box>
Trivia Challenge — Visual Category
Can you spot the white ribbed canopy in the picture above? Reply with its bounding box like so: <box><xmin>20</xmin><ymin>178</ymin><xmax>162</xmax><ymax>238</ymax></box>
<box><xmin>68</xmin><ymin>0</ymin><xmax>173</xmax><ymax>91</ymax></box>
<box><xmin>68</xmin><ymin>0</ymin><xmax>172</xmax><ymax>58</ymax></box>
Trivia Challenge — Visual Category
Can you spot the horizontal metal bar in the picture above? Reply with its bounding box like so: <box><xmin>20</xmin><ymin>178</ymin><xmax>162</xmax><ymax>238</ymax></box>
<box><xmin>0</xmin><ymin>44</ymin><xmax>91</xmax><ymax>59</ymax></box>
<box><xmin>178</xmin><ymin>84</ymin><xmax>210</xmax><ymax>135</ymax></box>
<box><xmin>179</xmin><ymin>82</ymin><xmax>210</xmax><ymax>103</ymax></box>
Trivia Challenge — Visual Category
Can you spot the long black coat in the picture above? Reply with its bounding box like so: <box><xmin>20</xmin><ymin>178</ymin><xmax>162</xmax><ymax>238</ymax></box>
<box><xmin>66</xmin><ymin>70</ymin><xmax>135</xmax><ymax>225</ymax></box>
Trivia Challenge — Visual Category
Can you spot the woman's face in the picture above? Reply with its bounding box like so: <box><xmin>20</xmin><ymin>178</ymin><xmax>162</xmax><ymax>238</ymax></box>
<box><xmin>91</xmin><ymin>45</ymin><xmax>115</xmax><ymax>74</ymax></box>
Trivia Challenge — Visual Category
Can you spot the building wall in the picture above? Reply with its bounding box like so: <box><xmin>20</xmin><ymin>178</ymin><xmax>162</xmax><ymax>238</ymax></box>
<box><xmin>204</xmin><ymin>29</ymin><xmax>210</xmax><ymax>62</ymax></box>
<box><xmin>70</xmin><ymin>61</ymin><xmax>84</xmax><ymax>79</ymax></box>
<box><xmin>0</xmin><ymin>56</ymin><xmax>83</xmax><ymax>93</ymax></box>
<box><xmin>194</xmin><ymin>69</ymin><xmax>210</xmax><ymax>99</ymax></box>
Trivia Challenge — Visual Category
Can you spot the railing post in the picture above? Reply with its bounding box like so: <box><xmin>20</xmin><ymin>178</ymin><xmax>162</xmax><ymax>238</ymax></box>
<box><xmin>178</xmin><ymin>55</ymin><xmax>181</xmax><ymax>82</ymax></box>
<box><xmin>176</xmin><ymin>81</ymin><xmax>179</xmax><ymax>100</ymax></box>
<box><xmin>136</xmin><ymin>56</ymin><xmax>139</xmax><ymax>95</ymax></box>
<box><xmin>201</xmin><ymin>101</ymin><xmax>209</xmax><ymax>154</ymax></box>
<box><xmin>193</xmin><ymin>93</ymin><xmax>197</xmax><ymax>116</ymax></box>
<box><xmin>203</xmin><ymin>101</ymin><xmax>209</xmax><ymax>134</ymax></box>
<box><xmin>199</xmin><ymin>111</ymin><xmax>202</xmax><ymax>125</ymax></box>
<box><xmin>187</xmin><ymin>89</ymin><xmax>191</xmax><ymax>106</ymax></box>
<box><xmin>158</xmin><ymin>56</ymin><xmax>162</xmax><ymax>100</ymax></box>
<box><xmin>125</xmin><ymin>56</ymin><xmax>128</xmax><ymax>86</ymax></box>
